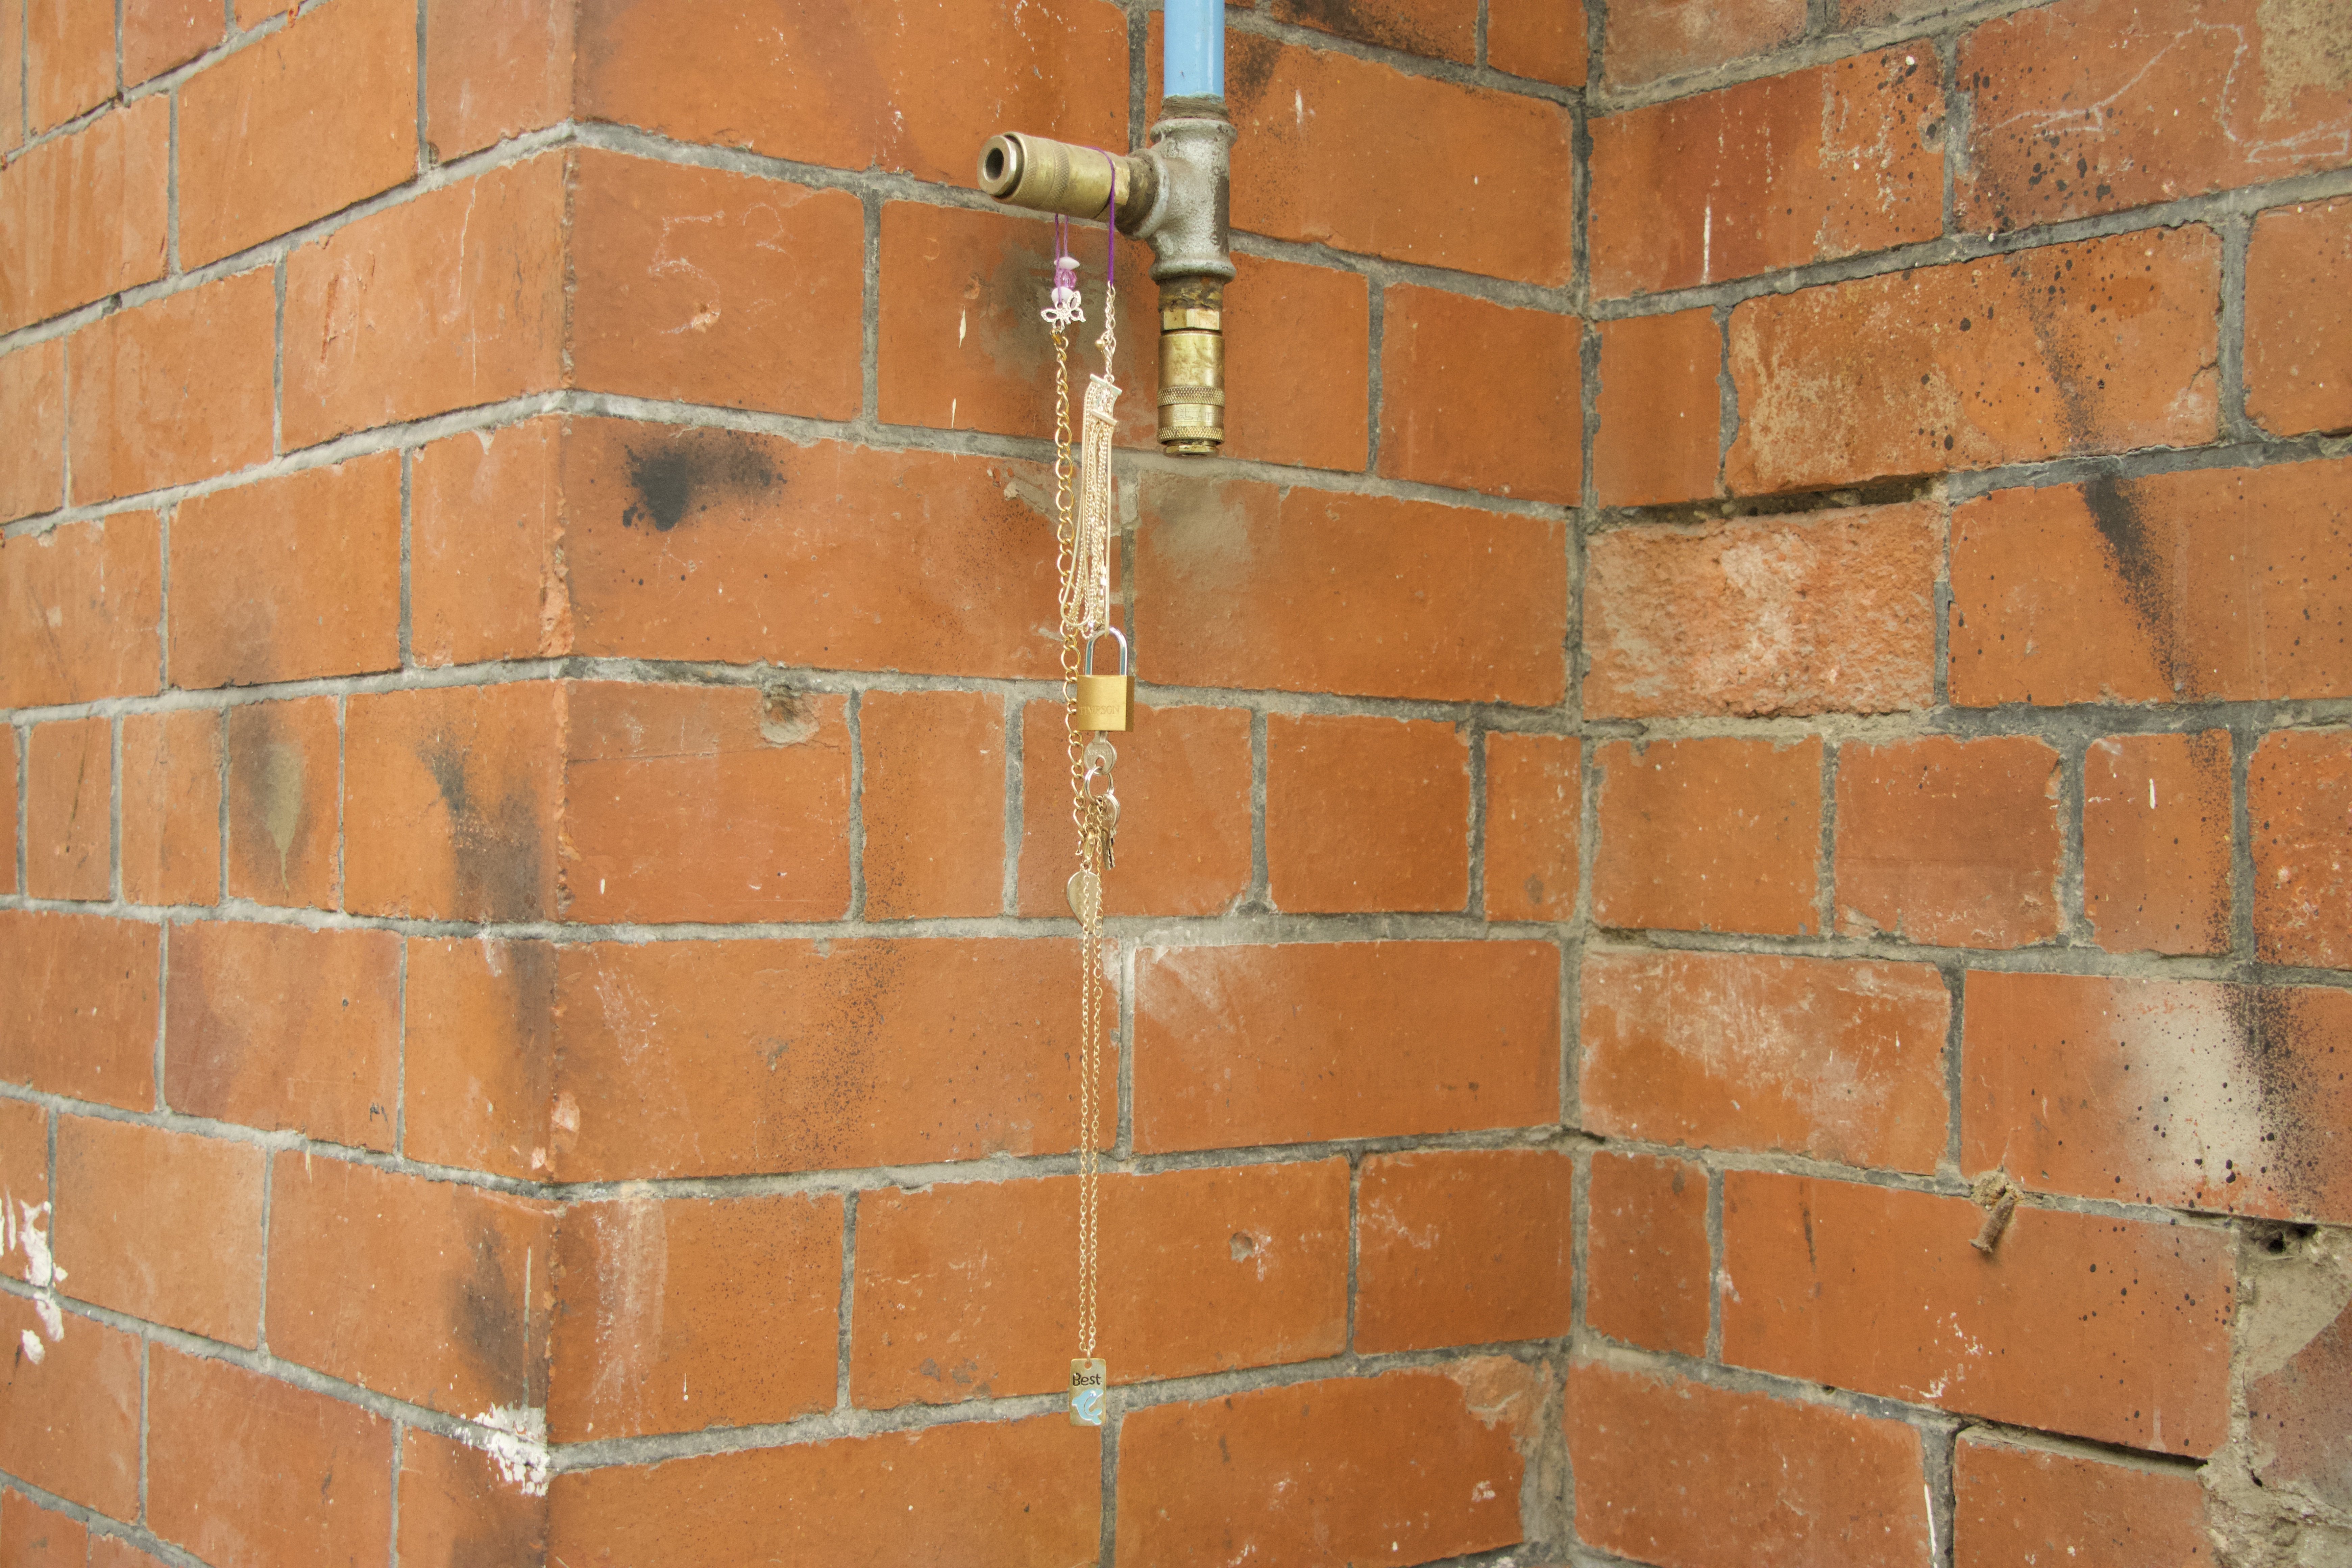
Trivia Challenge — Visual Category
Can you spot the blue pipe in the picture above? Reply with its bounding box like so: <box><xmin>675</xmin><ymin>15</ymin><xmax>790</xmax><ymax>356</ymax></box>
<box><xmin>1165</xmin><ymin>0</ymin><xmax>1224</xmax><ymax>99</ymax></box>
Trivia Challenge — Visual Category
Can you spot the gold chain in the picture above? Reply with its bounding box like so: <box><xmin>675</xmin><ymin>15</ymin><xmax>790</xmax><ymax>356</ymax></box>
<box><xmin>1049</xmin><ymin>310</ymin><xmax>1106</xmax><ymax>1365</ymax></box>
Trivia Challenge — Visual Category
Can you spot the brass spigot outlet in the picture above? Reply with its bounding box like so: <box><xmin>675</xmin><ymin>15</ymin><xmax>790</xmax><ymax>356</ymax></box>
<box><xmin>977</xmin><ymin>133</ymin><xmax>1156</xmax><ymax>229</ymax></box>
<box><xmin>1158</xmin><ymin>278</ymin><xmax>1225</xmax><ymax>455</ymax></box>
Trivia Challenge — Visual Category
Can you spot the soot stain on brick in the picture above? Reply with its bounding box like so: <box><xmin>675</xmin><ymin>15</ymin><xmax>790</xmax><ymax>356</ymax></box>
<box><xmin>2081</xmin><ymin>472</ymin><xmax>2183</xmax><ymax>686</ymax></box>
<box><xmin>422</xmin><ymin>742</ymin><xmax>545</xmax><ymax>922</ymax></box>
<box><xmin>1226</xmin><ymin>31</ymin><xmax>1282</xmax><ymax>114</ymax></box>
<box><xmin>455</xmin><ymin>1224</ymin><xmax>531</xmax><ymax>1407</ymax></box>
<box><xmin>760</xmin><ymin>944</ymin><xmax>901</xmax><ymax>1170</ymax></box>
<box><xmin>1271</xmin><ymin>0</ymin><xmax>1438</xmax><ymax>58</ymax></box>
<box><xmin>2226</xmin><ymin>987</ymin><xmax>2341</xmax><ymax>1216</ymax></box>
<box><xmin>620</xmin><ymin>433</ymin><xmax>782</xmax><ymax>532</ymax></box>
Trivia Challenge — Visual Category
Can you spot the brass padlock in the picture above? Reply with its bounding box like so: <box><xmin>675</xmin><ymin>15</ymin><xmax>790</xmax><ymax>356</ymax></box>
<box><xmin>1075</xmin><ymin>628</ymin><xmax>1134</xmax><ymax>733</ymax></box>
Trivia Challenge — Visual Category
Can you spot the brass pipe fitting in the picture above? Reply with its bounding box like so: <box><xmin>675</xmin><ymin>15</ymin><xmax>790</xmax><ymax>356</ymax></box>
<box><xmin>977</xmin><ymin>133</ymin><xmax>1156</xmax><ymax>229</ymax></box>
<box><xmin>979</xmin><ymin>102</ymin><xmax>1235</xmax><ymax>457</ymax></box>
<box><xmin>1158</xmin><ymin>277</ymin><xmax>1224</xmax><ymax>454</ymax></box>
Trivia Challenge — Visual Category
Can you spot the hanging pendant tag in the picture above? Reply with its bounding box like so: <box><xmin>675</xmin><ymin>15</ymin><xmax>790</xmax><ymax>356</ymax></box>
<box><xmin>1069</xmin><ymin>1358</ymin><xmax>1108</xmax><ymax>1426</ymax></box>
<box><xmin>1077</xmin><ymin>373</ymin><xmax>1121</xmax><ymax>631</ymax></box>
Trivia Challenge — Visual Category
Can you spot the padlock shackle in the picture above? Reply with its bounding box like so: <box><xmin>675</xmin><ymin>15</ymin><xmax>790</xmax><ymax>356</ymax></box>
<box><xmin>1082</xmin><ymin>626</ymin><xmax>1130</xmax><ymax>676</ymax></box>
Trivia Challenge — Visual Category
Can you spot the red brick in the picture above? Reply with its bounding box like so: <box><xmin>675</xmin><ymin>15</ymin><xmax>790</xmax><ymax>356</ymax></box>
<box><xmin>1727</xmin><ymin>230</ymin><xmax>2221</xmax><ymax>495</ymax></box>
<box><xmin>1490</xmin><ymin>0</ymin><xmax>1587</xmax><ymax>87</ymax></box>
<box><xmin>0</xmin><ymin>513</ymin><xmax>161</xmax><ymax>707</ymax></box>
<box><xmin>1356</xmin><ymin>1148</ymin><xmax>1572</xmax><ymax>1352</ymax></box>
<box><xmin>1568</xmin><ymin>1362</ymin><xmax>1931</xmax><ymax>1568</ymax></box>
<box><xmin>1268</xmin><ymin>713</ymin><xmax>1471</xmax><ymax>914</ymax></box>
<box><xmin>2246</xmin><ymin>1290</ymin><xmax>2352</xmax><ymax>1509</ymax></box>
<box><xmin>25</xmin><ymin>716</ymin><xmax>110</xmax><ymax>901</ymax></box>
<box><xmin>1959</xmin><ymin>0</ymin><xmax>2352</xmax><ymax>234</ymax></box>
<box><xmin>282</xmin><ymin>156</ymin><xmax>566</xmax><ymax>449</ymax></box>
<box><xmin>862</xmin><ymin>689</ymin><xmax>1005</xmax><ymax>921</ymax></box>
<box><xmin>1583</xmin><ymin>949</ymin><xmax>1951</xmax><ymax>1170</ymax></box>
<box><xmin>1594</xmin><ymin>49</ymin><xmax>1943</xmax><ymax>298</ymax></box>
<box><xmin>1117</xmin><ymin>1364</ymin><xmax>1536</xmax><ymax>1567</ymax></box>
<box><xmin>1592</xmin><ymin>737</ymin><xmax>1823</xmax><ymax>936</ymax></box>
<box><xmin>1594</xmin><ymin>310</ymin><xmax>1720</xmax><ymax>507</ymax></box>
<box><xmin>410</xmin><ymin>418</ymin><xmax>570</xmax><ymax>667</ymax></box>
<box><xmin>0</xmin><ymin>341</ymin><xmax>64</xmax><ymax>520</ymax></box>
<box><xmin>0</xmin><ymin>0</ymin><xmax>18</xmax><ymax>158</ymax></box>
<box><xmin>1134</xmin><ymin>941</ymin><xmax>1560</xmax><ymax>1152</ymax></box>
<box><xmin>1950</xmin><ymin>461</ymin><xmax>2352</xmax><ymax>706</ymax></box>
<box><xmin>1261</xmin><ymin>0</ymin><xmax>1475</xmax><ymax>61</ymax></box>
<box><xmin>147</xmin><ymin>1349</ymin><xmax>393</xmax><ymax>1568</ymax></box>
<box><xmin>85</xmin><ymin>1536</ymin><xmax>168</xmax><ymax>1568</ymax></box>
<box><xmin>552</xmin><ymin>938</ymin><xmax>1085</xmax><ymax>1179</ymax></box>
<box><xmin>0</xmin><ymin>1097</ymin><xmax>45</xmax><ymax>1226</ymax></box>
<box><xmin>1485</xmin><ymin>731</ymin><xmax>1580</xmax><ymax>922</ymax></box>
<box><xmin>123</xmin><ymin>0</ymin><xmax>223</xmax><ymax>83</ymax></box>
<box><xmin>164</xmin><ymin>920</ymin><xmax>399</xmax><ymax>1148</ymax></box>
<box><xmin>1964</xmin><ymin>972</ymin><xmax>2352</xmax><ymax>1226</ymax></box>
<box><xmin>564</xmin><ymin>683</ymin><xmax>852</xmax><ymax>924</ymax></box>
<box><xmin>235</xmin><ymin>0</ymin><xmax>290</xmax><ymax>20</ymax></box>
<box><xmin>120</xmin><ymin>710</ymin><xmax>221</xmax><ymax>907</ymax></box>
<box><xmin>1136</xmin><ymin>475</ymin><xmax>1569</xmax><ymax>705</ymax></box>
<box><xmin>24</xmin><ymin>0</ymin><xmax>113</xmax><ymax>132</ymax></box>
<box><xmin>176</xmin><ymin>0</ymin><xmax>417</xmax><ymax>266</ymax></box>
<box><xmin>268</xmin><ymin>1154</ymin><xmax>554</xmax><ymax>1412</ymax></box>
<box><xmin>1602</xmin><ymin>0</ymin><xmax>1805</xmax><ymax>87</ymax></box>
<box><xmin>569</xmin><ymin>150</ymin><xmax>863</xmax><ymax>419</ymax></box>
<box><xmin>1722</xmin><ymin>1172</ymin><xmax>2236</xmax><ymax>1454</ymax></box>
<box><xmin>2252</xmin><ymin>728</ymin><xmax>2352</xmax><ymax>970</ymax></box>
<box><xmin>56</xmin><ymin>1116</ymin><xmax>264</xmax><ymax>1345</ymax></box>
<box><xmin>560</xmin><ymin>420</ymin><xmax>1064</xmax><ymax>679</ymax></box>
<box><xmin>0</xmin><ymin>756</ymin><xmax>13</xmax><ymax>896</ymax></box>
<box><xmin>1015</xmin><ymin>701</ymin><xmax>1253</xmax><ymax>919</ymax></box>
<box><xmin>577</xmin><ymin>0</ymin><xmax>1126</xmax><ymax>185</ymax></box>
<box><xmin>424</xmin><ymin>0</ymin><xmax>571</xmax><ymax>160</ymax></box>
<box><xmin>1379</xmin><ymin>286</ymin><xmax>1581</xmax><ymax>501</ymax></box>
<box><xmin>549</xmin><ymin>1415</ymin><xmax>1099</xmax><ymax>1568</ymax></box>
<box><xmin>876</xmin><ymin>204</ymin><xmax>1161</xmax><ymax>451</ymax></box>
<box><xmin>170</xmin><ymin>455</ymin><xmax>402</xmax><ymax>689</ymax></box>
<box><xmin>401</xmin><ymin>936</ymin><xmax>557</xmax><ymax>1181</ymax></box>
<box><xmin>1217</xmin><ymin>34</ymin><xmax>1573</xmax><ymax>285</ymax></box>
<box><xmin>1585</xmin><ymin>1151</ymin><xmax>1710</xmax><ymax>1354</ymax></box>
<box><xmin>552</xmin><ymin>1192</ymin><xmax>839</xmax><ymax>1440</ymax></box>
<box><xmin>2085</xmin><ymin>731</ymin><xmax>2233</xmax><ymax>954</ymax></box>
<box><xmin>2247</xmin><ymin>197</ymin><xmax>2352</xmax><ymax>437</ymax></box>
<box><xmin>1586</xmin><ymin>504</ymin><xmax>1940</xmax><ymax>718</ymax></box>
<box><xmin>342</xmin><ymin>682</ymin><xmax>564</xmax><ymax>923</ymax></box>
<box><xmin>0</xmin><ymin>1493</ymin><xmax>88</xmax><ymax>1568</ymax></box>
<box><xmin>0</xmin><ymin>912</ymin><xmax>157</xmax><ymax>1108</ymax></box>
<box><xmin>1954</xmin><ymin>1433</ymin><xmax>2214</xmax><ymax>1568</ymax></box>
<box><xmin>225</xmin><ymin>697</ymin><xmax>340</xmax><ymax>909</ymax></box>
<box><xmin>0</xmin><ymin>1295</ymin><xmax>140</xmax><ymax>1519</ymax></box>
<box><xmin>1835</xmin><ymin>735</ymin><xmax>2061</xmax><ymax>948</ymax></box>
<box><xmin>852</xmin><ymin>1161</ymin><xmax>1345</xmax><ymax>1408</ymax></box>
<box><xmin>1224</xmin><ymin>253</ymin><xmax>1373</xmax><ymax>471</ymax></box>
<box><xmin>68</xmin><ymin>267</ymin><xmax>275</xmax><ymax>502</ymax></box>
<box><xmin>395</xmin><ymin>1430</ymin><xmax>548</xmax><ymax>1568</ymax></box>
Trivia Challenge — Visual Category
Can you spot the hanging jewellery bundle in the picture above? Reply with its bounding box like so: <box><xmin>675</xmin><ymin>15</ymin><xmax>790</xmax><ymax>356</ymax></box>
<box><xmin>1043</xmin><ymin>170</ymin><xmax>1135</xmax><ymax>1429</ymax></box>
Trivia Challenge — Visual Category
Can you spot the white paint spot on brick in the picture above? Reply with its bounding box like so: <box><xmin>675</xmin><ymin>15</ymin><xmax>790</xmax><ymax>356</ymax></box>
<box><xmin>472</xmin><ymin>1405</ymin><xmax>551</xmax><ymax>1495</ymax></box>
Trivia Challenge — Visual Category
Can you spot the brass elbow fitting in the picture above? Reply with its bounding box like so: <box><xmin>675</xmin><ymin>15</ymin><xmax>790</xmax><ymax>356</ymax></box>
<box><xmin>977</xmin><ymin>101</ymin><xmax>1236</xmax><ymax>457</ymax></box>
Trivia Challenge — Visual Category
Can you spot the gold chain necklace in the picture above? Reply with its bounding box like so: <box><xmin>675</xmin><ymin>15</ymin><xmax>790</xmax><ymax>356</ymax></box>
<box><xmin>1043</xmin><ymin>192</ymin><xmax>1129</xmax><ymax>1427</ymax></box>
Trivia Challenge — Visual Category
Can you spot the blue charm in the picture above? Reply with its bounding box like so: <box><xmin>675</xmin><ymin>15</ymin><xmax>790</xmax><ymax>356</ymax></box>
<box><xmin>1070</xmin><ymin>1358</ymin><xmax>1107</xmax><ymax>1427</ymax></box>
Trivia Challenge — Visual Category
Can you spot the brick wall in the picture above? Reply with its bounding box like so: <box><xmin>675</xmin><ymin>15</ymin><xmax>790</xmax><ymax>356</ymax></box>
<box><xmin>0</xmin><ymin>0</ymin><xmax>2347</xmax><ymax>1565</ymax></box>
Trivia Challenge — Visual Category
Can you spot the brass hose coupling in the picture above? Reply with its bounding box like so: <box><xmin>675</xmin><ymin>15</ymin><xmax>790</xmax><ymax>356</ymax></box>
<box><xmin>978</xmin><ymin>98</ymin><xmax>1235</xmax><ymax>456</ymax></box>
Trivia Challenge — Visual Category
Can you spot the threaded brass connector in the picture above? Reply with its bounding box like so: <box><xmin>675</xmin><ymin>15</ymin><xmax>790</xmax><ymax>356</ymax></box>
<box><xmin>1157</xmin><ymin>278</ymin><xmax>1225</xmax><ymax>455</ymax></box>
